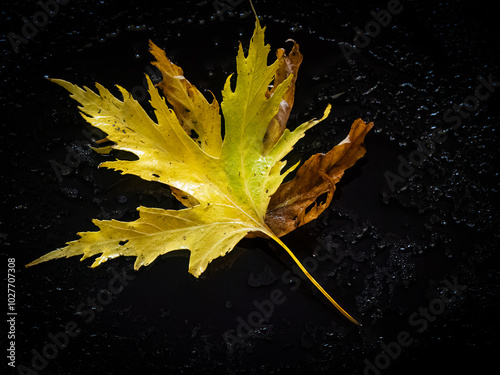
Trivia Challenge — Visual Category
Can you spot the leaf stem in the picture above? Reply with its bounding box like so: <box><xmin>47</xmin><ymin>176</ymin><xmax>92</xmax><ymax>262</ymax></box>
<box><xmin>270</xmin><ymin>234</ymin><xmax>360</xmax><ymax>325</ymax></box>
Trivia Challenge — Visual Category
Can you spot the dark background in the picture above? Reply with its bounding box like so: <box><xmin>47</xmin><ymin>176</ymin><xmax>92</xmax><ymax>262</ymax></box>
<box><xmin>1</xmin><ymin>0</ymin><xmax>499</xmax><ymax>374</ymax></box>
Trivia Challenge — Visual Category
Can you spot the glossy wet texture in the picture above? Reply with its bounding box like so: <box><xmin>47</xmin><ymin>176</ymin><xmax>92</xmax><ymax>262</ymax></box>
<box><xmin>2</xmin><ymin>0</ymin><xmax>499</xmax><ymax>374</ymax></box>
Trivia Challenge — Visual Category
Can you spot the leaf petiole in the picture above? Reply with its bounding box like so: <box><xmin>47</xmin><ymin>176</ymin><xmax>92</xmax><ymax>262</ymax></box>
<box><xmin>269</xmin><ymin>234</ymin><xmax>360</xmax><ymax>325</ymax></box>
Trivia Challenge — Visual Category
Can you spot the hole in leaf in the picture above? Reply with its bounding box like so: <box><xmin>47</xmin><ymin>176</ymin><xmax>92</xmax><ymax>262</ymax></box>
<box><xmin>316</xmin><ymin>192</ymin><xmax>329</xmax><ymax>205</ymax></box>
<box><xmin>190</xmin><ymin>129</ymin><xmax>199</xmax><ymax>139</ymax></box>
<box><xmin>304</xmin><ymin>203</ymin><xmax>315</xmax><ymax>216</ymax></box>
<box><xmin>304</xmin><ymin>192</ymin><xmax>329</xmax><ymax>215</ymax></box>
<box><xmin>118</xmin><ymin>240</ymin><xmax>129</xmax><ymax>246</ymax></box>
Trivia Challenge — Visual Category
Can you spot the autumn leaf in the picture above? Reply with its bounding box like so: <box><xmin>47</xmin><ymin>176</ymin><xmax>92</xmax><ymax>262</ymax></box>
<box><xmin>264</xmin><ymin>119</ymin><xmax>373</xmax><ymax>237</ymax></box>
<box><xmin>262</xmin><ymin>39</ymin><xmax>303</xmax><ymax>151</ymax></box>
<box><xmin>27</xmin><ymin>17</ymin><xmax>371</xmax><ymax>325</ymax></box>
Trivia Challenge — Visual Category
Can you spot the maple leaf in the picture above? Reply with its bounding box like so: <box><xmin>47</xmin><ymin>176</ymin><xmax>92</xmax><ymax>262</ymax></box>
<box><xmin>27</xmin><ymin>17</ymin><xmax>372</xmax><ymax>325</ymax></box>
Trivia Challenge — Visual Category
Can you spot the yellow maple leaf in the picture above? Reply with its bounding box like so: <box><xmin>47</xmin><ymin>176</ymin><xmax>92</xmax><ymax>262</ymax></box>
<box><xmin>27</xmin><ymin>17</ymin><xmax>372</xmax><ymax>325</ymax></box>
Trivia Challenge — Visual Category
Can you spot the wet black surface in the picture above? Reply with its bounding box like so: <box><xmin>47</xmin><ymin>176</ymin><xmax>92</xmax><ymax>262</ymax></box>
<box><xmin>1</xmin><ymin>0</ymin><xmax>499</xmax><ymax>374</ymax></box>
